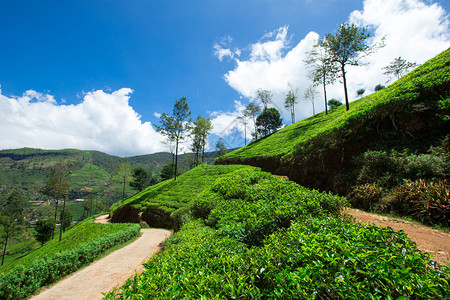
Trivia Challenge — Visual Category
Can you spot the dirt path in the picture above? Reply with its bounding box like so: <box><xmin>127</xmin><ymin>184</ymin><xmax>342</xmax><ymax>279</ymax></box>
<box><xmin>30</xmin><ymin>221</ymin><xmax>171</xmax><ymax>300</ymax></box>
<box><xmin>347</xmin><ymin>208</ymin><xmax>450</xmax><ymax>265</ymax></box>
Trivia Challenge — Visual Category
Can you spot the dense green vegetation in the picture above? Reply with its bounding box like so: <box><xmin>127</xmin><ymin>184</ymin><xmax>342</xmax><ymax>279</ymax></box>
<box><xmin>106</xmin><ymin>168</ymin><xmax>449</xmax><ymax>299</ymax></box>
<box><xmin>217</xmin><ymin>49</ymin><xmax>449</xmax><ymax>164</ymax></box>
<box><xmin>0</xmin><ymin>218</ymin><xmax>140</xmax><ymax>299</ymax></box>
<box><xmin>110</xmin><ymin>164</ymin><xmax>254</xmax><ymax>228</ymax></box>
<box><xmin>216</xmin><ymin>48</ymin><xmax>450</xmax><ymax>227</ymax></box>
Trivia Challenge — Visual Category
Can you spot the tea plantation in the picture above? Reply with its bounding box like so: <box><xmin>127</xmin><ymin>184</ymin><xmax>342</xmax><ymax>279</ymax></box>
<box><xmin>106</xmin><ymin>168</ymin><xmax>449</xmax><ymax>299</ymax></box>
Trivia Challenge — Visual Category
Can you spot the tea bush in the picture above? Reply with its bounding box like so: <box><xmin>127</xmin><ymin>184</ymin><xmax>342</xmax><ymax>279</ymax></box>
<box><xmin>0</xmin><ymin>222</ymin><xmax>140</xmax><ymax>299</ymax></box>
<box><xmin>106</xmin><ymin>218</ymin><xmax>449</xmax><ymax>299</ymax></box>
<box><xmin>105</xmin><ymin>168</ymin><xmax>449</xmax><ymax>299</ymax></box>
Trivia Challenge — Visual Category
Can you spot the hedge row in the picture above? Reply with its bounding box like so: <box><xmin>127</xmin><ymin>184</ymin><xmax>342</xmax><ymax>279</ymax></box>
<box><xmin>0</xmin><ymin>223</ymin><xmax>140</xmax><ymax>300</ymax></box>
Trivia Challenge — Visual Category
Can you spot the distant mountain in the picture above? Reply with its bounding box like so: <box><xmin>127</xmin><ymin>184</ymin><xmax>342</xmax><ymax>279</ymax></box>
<box><xmin>0</xmin><ymin>147</ymin><xmax>225</xmax><ymax>209</ymax></box>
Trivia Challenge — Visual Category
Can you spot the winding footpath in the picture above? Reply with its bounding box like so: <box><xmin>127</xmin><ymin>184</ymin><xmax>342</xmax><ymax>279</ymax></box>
<box><xmin>30</xmin><ymin>216</ymin><xmax>171</xmax><ymax>300</ymax></box>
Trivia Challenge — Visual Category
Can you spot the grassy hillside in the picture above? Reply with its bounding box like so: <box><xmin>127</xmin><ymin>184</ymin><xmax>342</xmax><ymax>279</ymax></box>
<box><xmin>110</xmin><ymin>164</ymin><xmax>255</xmax><ymax>228</ymax></box>
<box><xmin>106</xmin><ymin>167</ymin><xmax>449</xmax><ymax>299</ymax></box>
<box><xmin>0</xmin><ymin>217</ymin><xmax>140</xmax><ymax>299</ymax></box>
<box><xmin>217</xmin><ymin>49</ymin><xmax>449</xmax><ymax>191</ymax></box>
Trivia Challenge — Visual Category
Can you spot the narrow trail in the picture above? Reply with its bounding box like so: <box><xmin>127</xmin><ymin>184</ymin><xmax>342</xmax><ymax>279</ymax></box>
<box><xmin>347</xmin><ymin>208</ymin><xmax>450</xmax><ymax>265</ymax></box>
<box><xmin>30</xmin><ymin>216</ymin><xmax>171</xmax><ymax>300</ymax></box>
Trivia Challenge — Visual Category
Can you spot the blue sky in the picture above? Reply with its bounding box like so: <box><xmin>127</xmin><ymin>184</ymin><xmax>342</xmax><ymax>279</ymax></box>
<box><xmin>1</xmin><ymin>0</ymin><xmax>449</xmax><ymax>156</ymax></box>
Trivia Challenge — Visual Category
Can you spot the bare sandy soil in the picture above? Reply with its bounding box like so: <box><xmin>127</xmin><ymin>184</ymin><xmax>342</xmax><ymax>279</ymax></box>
<box><xmin>29</xmin><ymin>216</ymin><xmax>171</xmax><ymax>300</ymax></box>
<box><xmin>347</xmin><ymin>208</ymin><xmax>450</xmax><ymax>265</ymax></box>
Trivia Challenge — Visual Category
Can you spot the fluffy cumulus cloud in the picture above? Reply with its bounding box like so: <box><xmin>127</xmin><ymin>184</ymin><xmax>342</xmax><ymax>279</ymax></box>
<box><xmin>214</xmin><ymin>0</ymin><xmax>450</xmax><ymax>132</ymax></box>
<box><xmin>0</xmin><ymin>88</ymin><xmax>166</xmax><ymax>156</ymax></box>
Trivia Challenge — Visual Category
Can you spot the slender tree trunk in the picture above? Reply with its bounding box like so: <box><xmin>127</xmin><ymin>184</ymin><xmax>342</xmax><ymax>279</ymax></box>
<box><xmin>244</xmin><ymin>123</ymin><xmax>247</xmax><ymax>145</ymax></box>
<box><xmin>90</xmin><ymin>195</ymin><xmax>93</xmax><ymax>217</ymax></box>
<box><xmin>59</xmin><ymin>197</ymin><xmax>67</xmax><ymax>241</ymax></box>
<box><xmin>252</xmin><ymin>115</ymin><xmax>257</xmax><ymax>140</ymax></box>
<box><xmin>341</xmin><ymin>65</ymin><xmax>349</xmax><ymax>111</ymax></box>
<box><xmin>122</xmin><ymin>175</ymin><xmax>126</xmax><ymax>202</ymax></box>
<box><xmin>52</xmin><ymin>200</ymin><xmax>58</xmax><ymax>239</ymax></box>
<box><xmin>1</xmin><ymin>232</ymin><xmax>9</xmax><ymax>266</ymax></box>
<box><xmin>171</xmin><ymin>153</ymin><xmax>175</xmax><ymax>177</ymax></box>
<box><xmin>323</xmin><ymin>76</ymin><xmax>328</xmax><ymax>115</ymax></box>
<box><xmin>291</xmin><ymin>105</ymin><xmax>295</xmax><ymax>124</ymax></box>
<box><xmin>202</xmin><ymin>145</ymin><xmax>205</xmax><ymax>164</ymax></box>
<box><xmin>174</xmin><ymin>138</ymin><xmax>179</xmax><ymax>180</ymax></box>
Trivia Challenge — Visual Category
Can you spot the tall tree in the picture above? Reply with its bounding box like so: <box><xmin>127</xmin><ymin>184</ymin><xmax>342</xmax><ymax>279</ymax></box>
<box><xmin>162</xmin><ymin>136</ymin><xmax>176</xmax><ymax>178</ymax></box>
<box><xmin>284</xmin><ymin>88</ymin><xmax>299</xmax><ymax>124</ymax></box>
<box><xmin>216</xmin><ymin>138</ymin><xmax>228</xmax><ymax>157</ymax></box>
<box><xmin>245</xmin><ymin>102</ymin><xmax>261</xmax><ymax>140</ymax></box>
<box><xmin>35</xmin><ymin>219</ymin><xmax>55</xmax><ymax>246</ymax></box>
<box><xmin>156</xmin><ymin>97</ymin><xmax>192</xmax><ymax>180</ymax></box>
<box><xmin>383</xmin><ymin>56</ymin><xmax>419</xmax><ymax>80</ymax></box>
<box><xmin>129</xmin><ymin>167</ymin><xmax>150</xmax><ymax>192</ymax></box>
<box><xmin>191</xmin><ymin>115</ymin><xmax>213</xmax><ymax>165</ymax></box>
<box><xmin>255</xmin><ymin>108</ymin><xmax>283</xmax><ymax>137</ymax></box>
<box><xmin>237</xmin><ymin>114</ymin><xmax>249</xmax><ymax>145</ymax></box>
<box><xmin>59</xmin><ymin>209</ymin><xmax>73</xmax><ymax>232</ymax></box>
<box><xmin>304</xmin><ymin>85</ymin><xmax>320</xmax><ymax>115</ymax></box>
<box><xmin>41</xmin><ymin>163</ymin><xmax>71</xmax><ymax>238</ymax></box>
<box><xmin>256</xmin><ymin>89</ymin><xmax>272</xmax><ymax>110</ymax></box>
<box><xmin>322</xmin><ymin>23</ymin><xmax>381</xmax><ymax>111</ymax></box>
<box><xmin>112</xmin><ymin>162</ymin><xmax>132</xmax><ymax>202</ymax></box>
<box><xmin>305</xmin><ymin>40</ymin><xmax>338</xmax><ymax>115</ymax></box>
<box><xmin>0</xmin><ymin>190</ymin><xmax>26</xmax><ymax>265</ymax></box>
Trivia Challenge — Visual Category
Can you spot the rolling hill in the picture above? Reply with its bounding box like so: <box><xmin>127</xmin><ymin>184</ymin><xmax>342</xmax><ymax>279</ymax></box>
<box><xmin>216</xmin><ymin>48</ymin><xmax>450</xmax><ymax>195</ymax></box>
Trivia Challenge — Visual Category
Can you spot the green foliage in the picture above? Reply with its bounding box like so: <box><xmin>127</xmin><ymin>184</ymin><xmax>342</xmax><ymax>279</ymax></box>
<box><xmin>160</xmin><ymin>162</ymin><xmax>176</xmax><ymax>181</ymax></box>
<box><xmin>383</xmin><ymin>56</ymin><xmax>419</xmax><ymax>80</ymax></box>
<box><xmin>327</xmin><ymin>98</ymin><xmax>343</xmax><ymax>110</ymax></box>
<box><xmin>215</xmin><ymin>138</ymin><xmax>227</xmax><ymax>157</ymax></box>
<box><xmin>255</xmin><ymin>108</ymin><xmax>283</xmax><ymax>137</ymax></box>
<box><xmin>348</xmin><ymin>183</ymin><xmax>384</xmax><ymax>212</ymax></box>
<box><xmin>155</xmin><ymin>97</ymin><xmax>192</xmax><ymax>180</ymax></box>
<box><xmin>0</xmin><ymin>221</ymin><xmax>140</xmax><ymax>299</ymax></box>
<box><xmin>129</xmin><ymin>167</ymin><xmax>149</xmax><ymax>192</ymax></box>
<box><xmin>110</xmin><ymin>165</ymin><xmax>254</xmax><ymax>227</ymax></box>
<box><xmin>356</xmin><ymin>88</ymin><xmax>365</xmax><ymax>97</ymax></box>
<box><xmin>382</xmin><ymin>179</ymin><xmax>449</xmax><ymax>227</ymax></box>
<box><xmin>106</xmin><ymin>169</ymin><xmax>448</xmax><ymax>299</ymax></box>
<box><xmin>218</xmin><ymin>38</ymin><xmax>449</xmax><ymax>167</ymax></box>
<box><xmin>322</xmin><ymin>22</ymin><xmax>378</xmax><ymax>110</ymax></box>
<box><xmin>375</xmin><ymin>84</ymin><xmax>385</xmax><ymax>91</ymax></box>
<box><xmin>34</xmin><ymin>219</ymin><xmax>55</xmax><ymax>246</ymax></box>
<box><xmin>60</xmin><ymin>209</ymin><xmax>73</xmax><ymax>232</ymax></box>
<box><xmin>356</xmin><ymin>150</ymin><xmax>448</xmax><ymax>189</ymax></box>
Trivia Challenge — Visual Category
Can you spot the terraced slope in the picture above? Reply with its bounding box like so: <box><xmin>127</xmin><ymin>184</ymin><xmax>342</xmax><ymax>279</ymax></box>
<box><xmin>110</xmin><ymin>164</ymin><xmax>255</xmax><ymax>228</ymax></box>
<box><xmin>216</xmin><ymin>48</ymin><xmax>450</xmax><ymax>193</ymax></box>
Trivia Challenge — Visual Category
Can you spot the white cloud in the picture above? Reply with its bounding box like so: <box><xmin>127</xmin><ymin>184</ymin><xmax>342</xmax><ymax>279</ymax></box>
<box><xmin>153</xmin><ymin>112</ymin><xmax>161</xmax><ymax>118</ymax></box>
<box><xmin>215</xmin><ymin>0</ymin><xmax>450</xmax><ymax>125</ymax></box>
<box><xmin>0</xmin><ymin>88</ymin><xmax>167</xmax><ymax>157</ymax></box>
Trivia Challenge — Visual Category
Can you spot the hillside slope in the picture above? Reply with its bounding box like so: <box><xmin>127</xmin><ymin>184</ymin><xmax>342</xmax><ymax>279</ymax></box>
<box><xmin>216</xmin><ymin>48</ymin><xmax>450</xmax><ymax>194</ymax></box>
<box><xmin>110</xmin><ymin>164</ymin><xmax>254</xmax><ymax>227</ymax></box>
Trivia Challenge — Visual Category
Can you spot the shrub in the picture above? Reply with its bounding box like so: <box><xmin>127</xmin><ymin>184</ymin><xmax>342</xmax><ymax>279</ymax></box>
<box><xmin>348</xmin><ymin>183</ymin><xmax>384</xmax><ymax>211</ymax></box>
<box><xmin>382</xmin><ymin>179</ymin><xmax>450</xmax><ymax>227</ymax></box>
